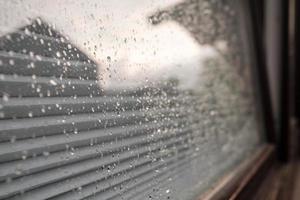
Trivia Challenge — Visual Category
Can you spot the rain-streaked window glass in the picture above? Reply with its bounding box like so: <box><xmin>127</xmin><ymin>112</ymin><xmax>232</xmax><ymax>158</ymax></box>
<box><xmin>0</xmin><ymin>1</ymin><xmax>262</xmax><ymax>200</ymax></box>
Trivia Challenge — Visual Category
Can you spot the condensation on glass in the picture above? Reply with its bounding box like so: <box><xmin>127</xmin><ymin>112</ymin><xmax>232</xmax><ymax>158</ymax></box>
<box><xmin>0</xmin><ymin>0</ymin><xmax>262</xmax><ymax>200</ymax></box>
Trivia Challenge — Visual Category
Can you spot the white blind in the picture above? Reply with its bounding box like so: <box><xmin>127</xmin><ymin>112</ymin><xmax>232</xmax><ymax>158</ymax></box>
<box><xmin>0</xmin><ymin>1</ymin><xmax>262</xmax><ymax>199</ymax></box>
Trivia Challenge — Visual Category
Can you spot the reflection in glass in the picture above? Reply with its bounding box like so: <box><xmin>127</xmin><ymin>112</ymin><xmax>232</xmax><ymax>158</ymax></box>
<box><xmin>0</xmin><ymin>1</ymin><xmax>262</xmax><ymax>200</ymax></box>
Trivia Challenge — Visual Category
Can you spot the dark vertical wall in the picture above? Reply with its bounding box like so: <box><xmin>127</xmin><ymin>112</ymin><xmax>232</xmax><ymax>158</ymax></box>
<box><xmin>265</xmin><ymin>0</ymin><xmax>282</xmax><ymax>129</ymax></box>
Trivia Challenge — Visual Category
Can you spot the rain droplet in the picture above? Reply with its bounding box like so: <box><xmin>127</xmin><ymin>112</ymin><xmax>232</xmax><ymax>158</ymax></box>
<box><xmin>56</xmin><ymin>51</ymin><xmax>61</xmax><ymax>58</ymax></box>
<box><xmin>9</xmin><ymin>59</ymin><xmax>15</xmax><ymax>65</ymax></box>
<box><xmin>43</xmin><ymin>151</ymin><xmax>50</xmax><ymax>156</ymax></box>
<box><xmin>28</xmin><ymin>112</ymin><xmax>33</xmax><ymax>118</ymax></box>
<box><xmin>2</xmin><ymin>94</ymin><xmax>9</xmax><ymax>102</ymax></box>
<box><xmin>49</xmin><ymin>80</ymin><xmax>57</xmax><ymax>86</ymax></box>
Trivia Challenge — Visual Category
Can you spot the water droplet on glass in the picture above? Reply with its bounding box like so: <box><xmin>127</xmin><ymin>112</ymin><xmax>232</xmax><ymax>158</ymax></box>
<box><xmin>49</xmin><ymin>79</ymin><xmax>57</xmax><ymax>86</ymax></box>
<box><xmin>9</xmin><ymin>59</ymin><xmax>15</xmax><ymax>65</ymax></box>
<box><xmin>28</xmin><ymin>112</ymin><xmax>33</xmax><ymax>118</ymax></box>
<box><xmin>2</xmin><ymin>94</ymin><xmax>9</xmax><ymax>102</ymax></box>
<box><xmin>56</xmin><ymin>51</ymin><xmax>61</xmax><ymax>58</ymax></box>
<box><xmin>43</xmin><ymin>151</ymin><xmax>50</xmax><ymax>156</ymax></box>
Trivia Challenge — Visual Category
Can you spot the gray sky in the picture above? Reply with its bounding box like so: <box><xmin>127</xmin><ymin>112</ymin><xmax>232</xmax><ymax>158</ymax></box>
<box><xmin>0</xmin><ymin>0</ymin><xmax>219</xmax><ymax>89</ymax></box>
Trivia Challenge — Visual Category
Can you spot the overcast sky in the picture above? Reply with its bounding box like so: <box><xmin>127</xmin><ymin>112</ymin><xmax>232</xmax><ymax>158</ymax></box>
<box><xmin>0</xmin><ymin>0</ymin><xmax>219</xmax><ymax>89</ymax></box>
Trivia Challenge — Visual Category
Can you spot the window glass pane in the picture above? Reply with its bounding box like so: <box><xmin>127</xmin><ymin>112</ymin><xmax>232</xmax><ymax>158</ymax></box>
<box><xmin>0</xmin><ymin>0</ymin><xmax>263</xmax><ymax>200</ymax></box>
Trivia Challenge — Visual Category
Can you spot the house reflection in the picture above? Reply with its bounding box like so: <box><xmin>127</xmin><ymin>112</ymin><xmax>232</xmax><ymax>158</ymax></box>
<box><xmin>0</xmin><ymin>1</ymin><xmax>262</xmax><ymax>199</ymax></box>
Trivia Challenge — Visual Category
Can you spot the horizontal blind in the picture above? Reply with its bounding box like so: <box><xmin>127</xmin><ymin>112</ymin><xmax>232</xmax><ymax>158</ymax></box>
<box><xmin>0</xmin><ymin>19</ymin><xmax>201</xmax><ymax>200</ymax></box>
<box><xmin>0</xmin><ymin>16</ymin><xmax>260</xmax><ymax>200</ymax></box>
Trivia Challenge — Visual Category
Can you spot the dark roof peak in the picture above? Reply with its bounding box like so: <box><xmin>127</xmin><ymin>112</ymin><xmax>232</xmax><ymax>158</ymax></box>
<box><xmin>20</xmin><ymin>17</ymin><xmax>64</xmax><ymax>39</ymax></box>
